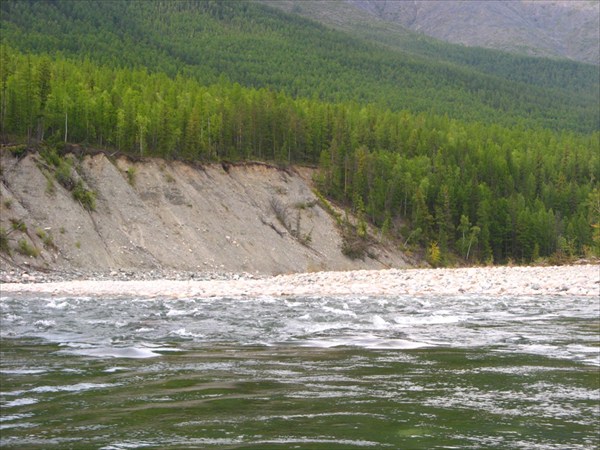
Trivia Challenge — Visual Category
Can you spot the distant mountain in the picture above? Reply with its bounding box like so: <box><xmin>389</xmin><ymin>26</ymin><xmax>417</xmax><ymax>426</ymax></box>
<box><xmin>348</xmin><ymin>0</ymin><xmax>599</xmax><ymax>65</ymax></box>
<box><xmin>261</xmin><ymin>1</ymin><xmax>599</xmax><ymax>93</ymax></box>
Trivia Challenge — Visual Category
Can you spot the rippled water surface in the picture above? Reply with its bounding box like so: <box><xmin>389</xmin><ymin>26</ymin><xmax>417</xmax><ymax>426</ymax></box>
<box><xmin>1</xmin><ymin>293</ymin><xmax>599</xmax><ymax>449</ymax></box>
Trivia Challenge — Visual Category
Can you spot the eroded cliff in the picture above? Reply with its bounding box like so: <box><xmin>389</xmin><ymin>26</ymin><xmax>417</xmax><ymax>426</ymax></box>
<box><xmin>0</xmin><ymin>149</ymin><xmax>413</xmax><ymax>275</ymax></box>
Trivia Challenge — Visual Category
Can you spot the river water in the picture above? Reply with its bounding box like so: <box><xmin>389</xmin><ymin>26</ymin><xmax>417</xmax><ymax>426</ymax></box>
<box><xmin>1</xmin><ymin>292</ymin><xmax>598</xmax><ymax>449</ymax></box>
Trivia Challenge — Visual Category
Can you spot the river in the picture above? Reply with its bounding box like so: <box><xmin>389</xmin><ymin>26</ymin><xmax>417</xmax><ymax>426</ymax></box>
<box><xmin>1</xmin><ymin>292</ymin><xmax>598</xmax><ymax>449</ymax></box>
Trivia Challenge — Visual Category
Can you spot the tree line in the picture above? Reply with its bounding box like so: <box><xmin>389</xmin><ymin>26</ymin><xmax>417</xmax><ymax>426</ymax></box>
<box><xmin>2</xmin><ymin>48</ymin><xmax>598</xmax><ymax>264</ymax></box>
<box><xmin>1</xmin><ymin>0</ymin><xmax>598</xmax><ymax>133</ymax></box>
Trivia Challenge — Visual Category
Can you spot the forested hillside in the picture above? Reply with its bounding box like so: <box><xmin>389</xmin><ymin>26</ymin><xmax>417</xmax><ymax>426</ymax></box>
<box><xmin>262</xmin><ymin>0</ymin><xmax>599</xmax><ymax>92</ymax></box>
<box><xmin>0</xmin><ymin>0</ymin><xmax>598</xmax><ymax>265</ymax></box>
<box><xmin>1</xmin><ymin>0</ymin><xmax>598</xmax><ymax>132</ymax></box>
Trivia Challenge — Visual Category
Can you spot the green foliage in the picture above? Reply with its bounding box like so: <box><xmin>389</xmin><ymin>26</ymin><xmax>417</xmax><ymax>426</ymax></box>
<box><xmin>72</xmin><ymin>180</ymin><xmax>96</xmax><ymax>211</ymax></box>
<box><xmin>41</xmin><ymin>147</ymin><xmax>76</xmax><ymax>190</ymax></box>
<box><xmin>40</xmin><ymin>146</ymin><xmax>97</xmax><ymax>210</ymax></box>
<box><xmin>0</xmin><ymin>12</ymin><xmax>597</xmax><ymax>265</ymax></box>
<box><xmin>9</xmin><ymin>217</ymin><xmax>26</xmax><ymax>232</ymax></box>
<box><xmin>266</xmin><ymin>0</ymin><xmax>598</xmax><ymax>95</ymax></box>
<box><xmin>380</xmin><ymin>213</ymin><xmax>392</xmax><ymax>239</ymax></box>
<box><xmin>0</xmin><ymin>227</ymin><xmax>10</xmax><ymax>254</ymax></box>
<box><xmin>17</xmin><ymin>238</ymin><xmax>39</xmax><ymax>257</ymax></box>
<box><xmin>403</xmin><ymin>227</ymin><xmax>422</xmax><ymax>248</ymax></box>
<box><xmin>294</xmin><ymin>200</ymin><xmax>317</xmax><ymax>210</ymax></box>
<box><xmin>587</xmin><ymin>189</ymin><xmax>600</xmax><ymax>257</ymax></box>
<box><xmin>341</xmin><ymin>230</ymin><xmax>369</xmax><ymax>260</ymax></box>
<box><xmin>0</xmin><ymin>0</ymin><xmax>597</xmax><ymax>133</ymax></box>
<box><xmin>427</xmin><ymin>241</ymin><xmax>441</xmax><ymax>267</ymax></box>
<box><xmin>54</xmin><ymin>162</ymin><xmax>74</xmax><ymax>191</ymax></box>
<box><xmin>40</xmin><ymin>147</ymin><xmax>62</xmax><ymax>167</ymax></box>
<box><xmin>35</xmin><ymin>227</ymin><xmax>55</xmax><ymax>248</ymax></box>
<box><xmin>43</xmin><ymin>170</ymin><xmax>56</xmax><ymax>195</ymax></box>
<box><xmin>125</xmin><ymin>167</ymin><xmax>137</xmax><ymax>186</ymax></box>
<box><xmin>7</xmin><ymin>144</ymin><xmax>26</xmax><ymax>158</ymax></box>
<box><xmin>457</xmin><ymin>215</ymin><xmax>480</xmax><ymax>261</ymax></box>
<box><xmin>318</xmin><ymin>117</ymin><xmax>599</xmax><ymax>263</ymax></box>
<box><xmin>341</xmin><ymin>211</ymin><xmax>370</xmax><ymax>260</ymax></box>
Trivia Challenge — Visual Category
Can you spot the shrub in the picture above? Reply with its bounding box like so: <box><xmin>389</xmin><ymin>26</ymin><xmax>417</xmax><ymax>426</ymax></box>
<box><xmin>45</xmin><ymin>174</ymin><xmax>56</xmax><ymax>195</ymax></box>
<box><xmin>17</xmin><ymin>238</ymin><xmax>39</xmax><ymax>257</ymax></box>
<box><xmin>9</xmin><ymin>145</ymin><xmax>27</xmax><ymax>158</ymax></box>
<box><xmin>126</xmin><ymin>167</ymin><xmax>137</xmax><ymax>186</ymax></box>
<box><xmin>36</xmin><ymin>227</ymin><xmax>55</xmax><ymax>249</ymax></box>
<box><xmin>294</xmin><ymin>200</ymin><xmax>317</xmax><ymax>210</ymax></box>
<box><xmin>55</xmin><ymin>162</ymin><xmax>75</xmax><ymax>190</ymax></box>
<box><xmin>72</xmin><ymin>180</ymin><xmax>96</xmax><ymax>211</ymax></box>
<box><xmin>0</xmin><ymin>227</ymin><xmax>10</xmax><ymax>254</ymax></box>
<box><xmin>40</xmin><ymin>147</ymin><xmax>63</xmax><ymax>167</ymax></box>
<box><xmin>341</xmin><ymin>220</ymin><xmax>370</xmax><ymax>260</ymax></box>
<box><xmin>40</xmin><ymin>148</ymin><xmax>77</xmax><ymax>190</ymax></box>
<box><xmin>10</xmin><ymin>218</ymin><xmax>27</xmax><ymax>232</ymax></box>
<box><xmin>312</xmin><ymin>188</ymin><xmax>342</xmax><ymax>225</ymax></box>
<box><xmin>427</xmin><ymin>241</ymin><xmax>441</xmax><ymax>267</ymax></box>
<box><xmin>342</xmin><ymin>233</ymin><xmax>368</xmax><ymax>259</ymax></box>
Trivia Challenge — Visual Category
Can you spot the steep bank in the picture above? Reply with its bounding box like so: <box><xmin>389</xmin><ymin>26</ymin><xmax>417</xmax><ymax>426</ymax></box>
<box><xmin>0</xmin><ymin>149</ymin><xmax>413</xmax><ymax>275</ymax></box>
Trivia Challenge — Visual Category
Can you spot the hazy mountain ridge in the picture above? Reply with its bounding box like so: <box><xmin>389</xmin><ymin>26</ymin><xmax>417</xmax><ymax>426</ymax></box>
<box><xmin>348</xmin><ymin>0</ymin><xmax>599</xmax><ymax>65</ymax></box>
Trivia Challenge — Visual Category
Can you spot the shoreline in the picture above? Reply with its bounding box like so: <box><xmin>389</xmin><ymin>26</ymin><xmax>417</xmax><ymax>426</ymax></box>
<box><xmin>1</xmin><ymin>264</ymin><xmax>598</xmax><ymax>299</ymax></box>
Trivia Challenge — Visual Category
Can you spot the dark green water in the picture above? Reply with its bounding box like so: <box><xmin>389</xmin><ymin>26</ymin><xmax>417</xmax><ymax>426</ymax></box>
<box><xmin>1</xmin><ymin>294</ymin><xmax>599</xmax><ymax>449</ymax></box>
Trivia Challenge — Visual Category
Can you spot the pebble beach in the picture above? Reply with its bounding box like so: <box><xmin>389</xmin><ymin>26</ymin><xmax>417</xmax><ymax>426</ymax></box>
<box><xmin>1</xmin><ymin>264</ymin><xmax>598</xmax><ymax>299</ymax></box>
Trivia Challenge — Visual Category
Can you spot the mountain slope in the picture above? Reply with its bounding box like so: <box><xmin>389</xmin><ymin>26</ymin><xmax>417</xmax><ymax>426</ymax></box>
<box><xmin>261</xmin><ymin>0</ymin><xmax>599</xmax><ymax>93</ymax></box>
<box><xmin>1</xmin><ymin>0</ymin><xmax>597</xmax><ymax>132</ymax></box>
<box><xmin>348</xmin><ymin>0</ymin><xmax>600</xmax><ymax>65</ymax></box>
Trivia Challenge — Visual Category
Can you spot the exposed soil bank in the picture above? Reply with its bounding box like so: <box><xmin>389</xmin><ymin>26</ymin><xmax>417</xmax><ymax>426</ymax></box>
<box><xmin>1</xmin><ymin>265</ymin><xmax>598</xmax><ymax>299</ymax></box>
<box><xmin>0</xmin><ymin>150</ymin><xmax>412</xmax><ymax>275</ymax></box>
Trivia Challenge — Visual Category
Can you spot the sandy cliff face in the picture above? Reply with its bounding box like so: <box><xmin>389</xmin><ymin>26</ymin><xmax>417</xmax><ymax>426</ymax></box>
<box><xmin>0</xmin><ymin>151</ymin><xmax>412</xmax><ymax>275</ymax></box>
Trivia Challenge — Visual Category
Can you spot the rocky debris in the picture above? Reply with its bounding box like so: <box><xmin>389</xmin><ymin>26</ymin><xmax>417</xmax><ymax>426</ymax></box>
<box><xmin>0</xmin><ymin>266</ymin><xmax>260</xmax><ymax>284</ymax></box>
<box><xmin>1</xmin><ymin>264</ymin><xmax>598</xmax><ymax>299</ymax></box>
